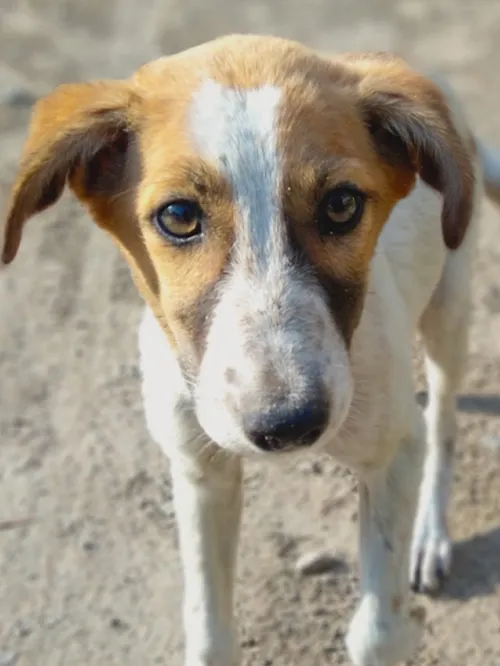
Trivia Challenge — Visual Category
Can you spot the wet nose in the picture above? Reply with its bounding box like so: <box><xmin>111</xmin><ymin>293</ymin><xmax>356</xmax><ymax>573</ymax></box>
<box><xmin>244</xmin><ymin>401</ymin><xmax>329</xmax><ymax>452</ymax></box>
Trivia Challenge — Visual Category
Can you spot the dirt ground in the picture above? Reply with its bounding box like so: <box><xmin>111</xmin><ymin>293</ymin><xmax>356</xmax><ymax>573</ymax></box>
<box><xmin>1</xmin><ymin>1</ymin><xmax>500</xmax><ymax>665</ymax></box>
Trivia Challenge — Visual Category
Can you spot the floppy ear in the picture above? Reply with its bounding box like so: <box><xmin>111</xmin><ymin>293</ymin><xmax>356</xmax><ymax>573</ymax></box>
<box><xmin>344</xmin><ymin>53</ymin><xmax>475</xmax><ymax>250</ymax></box>
<box><xmin>2</xmin><ymin>80</ymin><xmax>135</xmax><ymax>264</ymax></box>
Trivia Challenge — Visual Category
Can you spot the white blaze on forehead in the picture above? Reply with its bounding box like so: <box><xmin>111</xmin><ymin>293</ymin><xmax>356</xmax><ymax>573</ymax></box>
<box><xmin>189</xmin><ymin>79</ymin><xmax>284</xmax><ymax>272</ymax></box>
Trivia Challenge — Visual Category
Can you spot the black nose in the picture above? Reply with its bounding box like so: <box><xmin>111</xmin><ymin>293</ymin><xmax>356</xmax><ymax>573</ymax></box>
<box><xmin>244</xmin><ymin>401</ymin><xmax>329</xmax><ymax>452</ymax></box>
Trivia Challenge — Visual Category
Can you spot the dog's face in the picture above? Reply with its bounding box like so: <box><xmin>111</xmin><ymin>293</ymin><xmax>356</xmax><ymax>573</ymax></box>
<box><xmin>2</xmin><ymin>35</ymin><xmax>474</xmax><ymax>455</ymax></box>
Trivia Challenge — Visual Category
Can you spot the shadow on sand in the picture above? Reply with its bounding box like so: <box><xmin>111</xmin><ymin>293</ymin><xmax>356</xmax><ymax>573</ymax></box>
<box><xmin>416</xmin><ymin>391</ymin><xmax>500</xmax><ymax>417</ymax></box>
<box><xmin>415</xmin><ymin>390</ymin><xmax>500</xmax><ymax>601</ymax></box>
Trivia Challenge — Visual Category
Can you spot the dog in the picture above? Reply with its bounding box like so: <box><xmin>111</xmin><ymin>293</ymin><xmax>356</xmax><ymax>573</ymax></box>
<box><xmin>3</xmin><ymin>34</ymin><xmax>500</xmax><ymax>666</ymax></box>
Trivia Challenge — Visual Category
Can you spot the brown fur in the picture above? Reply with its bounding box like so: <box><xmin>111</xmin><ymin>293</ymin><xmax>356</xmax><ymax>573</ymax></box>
<box><xmin>1</xmin><ymin>34</ymin><xmax>475</xmax><ymax>358</ymax></box>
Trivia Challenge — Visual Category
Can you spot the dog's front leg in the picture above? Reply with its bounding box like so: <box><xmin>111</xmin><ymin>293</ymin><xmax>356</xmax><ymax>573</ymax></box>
<box><xmin>346</xmin><ymin>433</ymin><xmax>425</xmax><ymax>666</ymax></box>
<box><xmin>171</xmin><ymin>452</ymin><xmax>242</xmax><ymax>666</ymax></box>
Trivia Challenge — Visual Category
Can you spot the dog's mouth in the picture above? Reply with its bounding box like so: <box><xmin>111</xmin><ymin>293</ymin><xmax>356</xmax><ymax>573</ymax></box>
<box><xmin>243</xmin><ymin>415</ymin><xmax>342</xmax><ymax>458</ymax></box>
<box><xmin>193</xmin><ymin>380</ymin><xmax>351</xmax><ymax>457</ymax></box>
<box><xmin>259</xmin><ymin>426</ymin><xmax>325</xmax><ymax>452</ymax></box>
<box><xmin>241</xmin><ymin>401</ymin><xmax>329</xmax><ymax>453</ymax></box>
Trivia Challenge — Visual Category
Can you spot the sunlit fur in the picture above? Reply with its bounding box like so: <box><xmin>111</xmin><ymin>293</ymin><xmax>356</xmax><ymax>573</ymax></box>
<box><xmin>4</xmin><ymin>34</ymin><xmax>500</xmax><ymax>666</ymax></box>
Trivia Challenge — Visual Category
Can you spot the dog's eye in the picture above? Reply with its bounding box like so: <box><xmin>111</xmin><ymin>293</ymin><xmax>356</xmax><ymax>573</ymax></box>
<box><xmin>317</xmin><ymin>186</ymin><xmax>365</xmax><ymax>236</ymax></box>
<box><xmin>153</xmin><ymin>200</ymin><xmax>203</xmax><ymax>242</ymax></box>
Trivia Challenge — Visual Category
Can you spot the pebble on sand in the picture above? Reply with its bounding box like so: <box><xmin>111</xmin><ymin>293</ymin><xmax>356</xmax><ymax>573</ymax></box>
<box><xmin>0</xmin><ymin>652</ymin><xmax>19</xmax><ymax>666</ymax></box>
<box><xmin>295</xmin><ymin>550</ymin><xmax>346</xmax><ymax>576</ymax></box>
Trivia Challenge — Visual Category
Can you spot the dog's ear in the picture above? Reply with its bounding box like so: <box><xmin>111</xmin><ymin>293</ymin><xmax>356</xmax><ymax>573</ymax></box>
<box><xmin>343</xmin><ymin>53</ymin><xmax>475</xmax><ymax>250</ymax></box>
<box><xmin>2</xmin><ymin>80</ymin><xmax>136</xmax><ymax>264</ymax></box>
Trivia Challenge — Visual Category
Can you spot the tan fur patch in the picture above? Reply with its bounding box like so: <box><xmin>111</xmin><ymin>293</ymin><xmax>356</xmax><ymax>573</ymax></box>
<box><xmin>2</xmin><ymin>34</ymin><xmax>475</xmax><ymax>359</ymax></box>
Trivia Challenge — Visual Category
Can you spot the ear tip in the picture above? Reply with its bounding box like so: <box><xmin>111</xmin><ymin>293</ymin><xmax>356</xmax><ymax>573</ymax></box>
<box><xmin>442</xmin><ymin>208</ymin><xmax>470</xmax><ymax>251</ymax></box>
<box><xmin>1</xmin><ymin>252</ymin><xmax>12</xmax><ymax>267</ymax></box>
<box><xmin>443</xmin><ymin>234</ymin><xmax>462</xmax><ymax>251</ymax></box>
<box><xmin>1</xmin><ymin>249</ymin><xmax>12</xmax><ymax>265</ymax></box>
<box><xmin>1</xmin><ymin>234</ymin><xmax>18</xmax><ymax>265</ymax></box>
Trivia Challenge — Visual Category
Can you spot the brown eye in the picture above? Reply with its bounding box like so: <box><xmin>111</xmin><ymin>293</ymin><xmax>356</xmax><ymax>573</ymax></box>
<box><xmin>317</xmin><ymin>186</ymin><xmax>365</xmax><ymax>236</ymax></box>
<box><xmin>153</xmin><ymin>200</ymin><xmax>203</xmax><ymax>242</ymax></box>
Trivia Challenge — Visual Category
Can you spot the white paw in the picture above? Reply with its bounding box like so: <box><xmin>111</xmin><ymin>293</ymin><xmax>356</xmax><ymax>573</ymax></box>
<box><xmin>346</xmin><ymin>601</ymin><xmax>424</xmax><ymax>666</ymax></box>
<box><xmin>410</xmin><ymin>520</ymin><xmax>452</xmax><ymax>594</ymax></box>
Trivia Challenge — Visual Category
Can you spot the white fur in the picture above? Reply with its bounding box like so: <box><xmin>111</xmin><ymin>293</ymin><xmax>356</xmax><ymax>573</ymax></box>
<box><xmin>189</xmin><ymin>81</ymin><xmax>353</xmax><ymax>456</ymax></box>
<box><xmin>139</xmin><ymin>77</ymin><xmax>500</xmax><ymax>666</ymax></box>
<box><xmin>190</xmin><ymin>80</ymin><xmax>283</xmax><ymax>271</ymax></box>
<box><xmin>478</xmin><ymin>139</ymin><xmax>500</xmax><ymax>204</ymax></box>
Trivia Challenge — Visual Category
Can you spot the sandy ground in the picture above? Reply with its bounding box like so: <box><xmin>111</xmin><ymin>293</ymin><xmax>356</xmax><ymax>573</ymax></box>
<box><xmin>1</xmin><ymin>1</ymin><xmax>500</xmax><ymax>665</ymax></box>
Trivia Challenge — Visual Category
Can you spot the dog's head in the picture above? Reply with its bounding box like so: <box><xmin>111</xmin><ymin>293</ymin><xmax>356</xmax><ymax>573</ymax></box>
<box><xmin>2</xmin><ymin>35</ymin><xmax>474</xmax><ymax>455</ymax></box>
